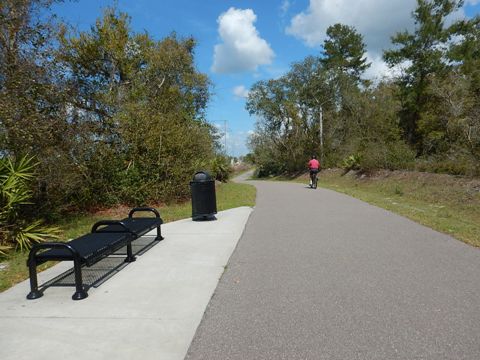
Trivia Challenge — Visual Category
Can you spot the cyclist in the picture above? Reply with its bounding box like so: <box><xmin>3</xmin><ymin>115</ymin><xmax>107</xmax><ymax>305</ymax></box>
<box><xmin>308</xmin><ymin>155</ymin><xmax>320</xmax><ymax>188</ymax></box>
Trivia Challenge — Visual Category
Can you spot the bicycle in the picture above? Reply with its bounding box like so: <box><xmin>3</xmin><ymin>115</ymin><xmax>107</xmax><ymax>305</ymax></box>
<box><xmin>309</xmin><ymin>170</ymin><xmax>318</xmax><ymax>189</ymax></box>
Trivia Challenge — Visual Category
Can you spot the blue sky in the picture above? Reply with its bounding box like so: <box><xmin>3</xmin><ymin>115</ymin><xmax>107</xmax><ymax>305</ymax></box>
<box><xmin>53</xmin><ymin>0</ymin><xmax>480</xmax><ymax>156</ymax></box>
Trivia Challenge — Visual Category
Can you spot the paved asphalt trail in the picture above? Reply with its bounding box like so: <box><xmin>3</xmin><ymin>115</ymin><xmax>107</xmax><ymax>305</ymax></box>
<box><xmin>186</xmin><ymin>178</ymin><xmax>480</xmax><ymax>360</ymax></box>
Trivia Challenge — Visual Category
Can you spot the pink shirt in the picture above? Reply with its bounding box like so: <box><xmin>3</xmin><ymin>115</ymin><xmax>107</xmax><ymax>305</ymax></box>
<box><xmin>308</xmin><ymin>159</ymin><xmax>320</xmax><ymax>169</ymax></box>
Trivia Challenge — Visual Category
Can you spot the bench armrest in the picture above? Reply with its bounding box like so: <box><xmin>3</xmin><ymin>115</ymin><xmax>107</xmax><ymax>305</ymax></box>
<box><xmin>91</xmin><ymin>220</ymin><xmax>132</xmax><ymax>234</ymax></box>
<box><xmin>27</xmin><ymin>242</ymin><xmax>80</xmax><ymax>266</ymax></box>
<box><xmin>129</xmin><ymin>207</ymin><xmax>161</xmax><ymax>219</ymax></box>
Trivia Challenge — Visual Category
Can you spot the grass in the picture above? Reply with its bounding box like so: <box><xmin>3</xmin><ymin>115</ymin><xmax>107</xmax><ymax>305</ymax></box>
<box><xmin>286</xmin><ymin>169</ymin><xmax>480</xmax><ymax>247</ymax></box>
<box><xmin>0</xmin><ymin>181</ymin><xmax>256</xmax><ymax>292</ymax></box>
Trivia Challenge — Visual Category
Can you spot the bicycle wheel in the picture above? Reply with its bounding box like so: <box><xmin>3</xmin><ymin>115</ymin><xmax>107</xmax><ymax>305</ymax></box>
<box><xmin>313</xmin><ymin>176</ymin><xmax>318</xmax><ymax>189</ymax></box>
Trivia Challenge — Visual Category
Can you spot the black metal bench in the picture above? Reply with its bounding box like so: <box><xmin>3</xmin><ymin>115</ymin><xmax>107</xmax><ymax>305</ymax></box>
<box><xmin>97</xmin><ymin>207</ymin><xmax>164</xmax><ymax>241</ymax></box>
<box><xmin>26</xmin><ymin>207</ymin><xmax>164</xmax><ymax>300</ymax></box>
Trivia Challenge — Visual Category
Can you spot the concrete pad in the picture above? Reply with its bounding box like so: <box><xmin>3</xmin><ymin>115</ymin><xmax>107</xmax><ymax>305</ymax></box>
<box><xmin>0</xmin><ymin>206</ymin><xmax>253</xmax><ymax>360</ymax></box>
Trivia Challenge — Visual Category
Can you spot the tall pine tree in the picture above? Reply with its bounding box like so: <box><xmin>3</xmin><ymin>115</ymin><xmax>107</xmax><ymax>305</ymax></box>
<box><xmin>383</xmin><ymin>0</ymin><xmax>465</xmax><ymax>151</ymax></box>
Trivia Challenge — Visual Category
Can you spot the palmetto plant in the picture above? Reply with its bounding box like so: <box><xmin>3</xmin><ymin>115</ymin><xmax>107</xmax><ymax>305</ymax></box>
<box><xmin>0</xmin><ymin>156</ymin><xmax>60</xmax><ymax>255</ymax></box>
<box><xmin>211</xmin><ymin>155</ymin><xmax>232</xmax><ymax>183</ymax></box>
<box><xmin>342</xmin><ymin>154</ymin><xmax>361</xmax><ymax>172</ymax></box>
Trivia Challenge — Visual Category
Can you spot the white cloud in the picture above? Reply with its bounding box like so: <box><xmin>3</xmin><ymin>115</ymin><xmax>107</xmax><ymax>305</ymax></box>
<box><xmin>363</xmin><ymin>52</ymin><xmax>406</xmax><ymax>82</ymax></box>
<box><xmin>212</xmin><ymin>7</ymin><xmax>275</xmax><ymax>74</ymax></box>
<box><xmin>212</xmin><ymin>124</ymin><xmax>250</xmax><ymax>155</ymax></box>
<box><xmin>280</xmin><ymin>0</ymin><xmax>291</xmax><ymax>16</ymax></box>
<box><xmin>227</xmin><ymin>130</ymin><xmax>251</xmax><ymax>156</ymax></box>
<box><xmin>286</xmin><ymin>0</ymin><xmax>416</xmax><ymax>53</ymax></box>
<box><xmin>233</xmin><ymin>85</ymin><xmax>250</xmax><ymax>99</ymax></box>
<box><xmin>286</xmin><ymin>0</ymin><xmax>471</xmax><ymax>78</ymax></box>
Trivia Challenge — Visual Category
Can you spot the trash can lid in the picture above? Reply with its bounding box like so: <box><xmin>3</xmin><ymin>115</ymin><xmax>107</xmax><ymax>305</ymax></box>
<box><xmin>193</xmin><ymin>171</ymin><xmax>212</xmax><ymax>182</ymax></box>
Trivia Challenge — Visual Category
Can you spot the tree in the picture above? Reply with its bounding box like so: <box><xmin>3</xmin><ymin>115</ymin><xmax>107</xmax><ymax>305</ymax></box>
<box><xmin>321</xmin><ymin>23</ymin><xmax>370</xmax><ymax>83</ymax></box>
<box><xmin>420</xmin><ymin>71</ymin><xmax>480</xmax><ymax>174</ymax></box>
<box><xmin>0</xmin><ymin>0</ymin><xmax>78</xmax><ymax>214</ymax></box>
<box><xmin>57</xmin><ymin>8</ymin><xmax>215</xmax><ymax>204</ymax></box>
<box><xmin>247</xmin><ymin>53</ymin><xmax>413</xmax><ymax>175</ymax></box>
<box><xmin>383</xmin><ymin>0</ymin><xmax>465</xmax><ymax>150</ymax></box>
<box><xmin>448</xmin><ymin>15</ymin><xmax>480</xmax><ymax>93</ymax></box>
<box><xmin>445</xmin><ymin>15</ymin><xmax>480</xmax><ymax>173</ymax></box>
<box><xmin>246</xmin><ymin>57</ymin><xmax>339</xmax><ymax>173</ymax></box>
<box><xmin>0</xmin><ymin>0</ymin><xmax>66</xmax><ymax>158</ymax></box>
<box><xmin>246</xmin><ymin>76</ymin><xmax>307</xmax><ymax>173</ymax></box>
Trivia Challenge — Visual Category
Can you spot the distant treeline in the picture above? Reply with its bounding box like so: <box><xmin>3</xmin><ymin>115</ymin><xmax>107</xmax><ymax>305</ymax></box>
<box><xmin>0</xmin><ymin>1</ymin><xmax>226</xmax><ymax>218</ymax></box>
<box><xmin>247</xmin><ymin>0</ymin><xmax>480</xmax><ymax>177</ymax></box>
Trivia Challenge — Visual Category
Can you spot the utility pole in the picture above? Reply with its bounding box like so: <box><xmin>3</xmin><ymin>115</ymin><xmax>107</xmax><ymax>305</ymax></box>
<box><xmin>315</xmin><ymin>98</ymin><xmax>329</xmax><ymax>165</ymax></box>
<box><xmin>223</xmin><ymin>120</ymin><xmax>227</xmax><ymax>156</ymax></box>
<box><xmin>319</xmin><ymin>105</ymin><xmax>324</xmax><ymax>165</ymax></box>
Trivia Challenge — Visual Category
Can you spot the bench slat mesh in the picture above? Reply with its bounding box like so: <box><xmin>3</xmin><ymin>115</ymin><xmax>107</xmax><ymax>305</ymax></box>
<box><xmin>97</xmin><ymin>218</ymin><xmax>161</xmax><ymax>237</ymax></box>
<box><xmin>35</xmin><ymin>232</ymin><xmax>130</xmax><ymax>265</ymax></box>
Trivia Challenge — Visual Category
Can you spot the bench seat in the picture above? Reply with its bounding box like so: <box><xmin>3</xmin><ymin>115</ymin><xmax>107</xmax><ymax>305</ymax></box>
<box><xmin>34</xmin><ymin>232</ymin><xmax>131</xmax><ymax>266</ymax></box>
<box><xmin>96</xmin><ymin>207</ymin><xmax>164</xmax><ymax>241</ymax></box>
<box><xmin>98</xmin><ymin>217</ymin><xmax>160</xmax><ymax>238</ymax></box>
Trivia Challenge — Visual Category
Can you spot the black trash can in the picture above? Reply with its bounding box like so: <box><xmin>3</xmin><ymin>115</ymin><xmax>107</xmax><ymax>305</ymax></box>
<box><xmin>190</xmin><ymin>171</ymin><xmax>217</xmax><ymax>221</ymax></box>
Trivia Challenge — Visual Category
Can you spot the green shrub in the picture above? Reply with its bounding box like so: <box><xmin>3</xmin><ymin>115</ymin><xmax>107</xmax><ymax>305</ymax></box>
<box><xmin>118</xmin><ymin>165</ymin><xmax>149</xmax><ymax>205</ymax></box>
<box><xmin>254</xmin><ymin>160</ymin><xmax>285</xmax><ymax>178</ymax></box>
<box><xmin>210</xmin><ymin>155</ymin><xmax>232</xmax><ymax>182</ymax></box>
<box><xmin>385</xmin><ymin>141</ymin><xmax>416</xmax><ymax>170</ymax></box>
<box><xmin>342</xmin><ymin>154</ymin><xmax>362</xmax><ymax>172</ymax></box>
<box><xmin>416</xmin><ymin>153</ymin><xmax>480</xmax><ymax>176</ymax></box>
<box><xmin>0</xmin><ymin>156</ymin><xmax>60</xmax><ymax>254</ymax></box>
<box><xmin>357</xmin><ymin>141</ymin><xmax>415</xmax><ymax>172</ymax></box>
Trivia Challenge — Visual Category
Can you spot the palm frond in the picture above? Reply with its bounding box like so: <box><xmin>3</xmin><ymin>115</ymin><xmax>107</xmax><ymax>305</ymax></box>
<box><xmin>0</xmin><ymin>155</ymin><xmax>37</xmax><ymax>225</ymax></box>
<box><xmin>0</xmin><ymin>155</ymin><xmax>56</xmax><ymax>253</ymax></box>
<box><xmin>3</xmin><ymin>156</ymin><xmax>38</xmax><ymax>182</ymax></box>
<box><xmin>13</xmin><ymin>220</ymin><xmax>61</xmax><ymax>251</ymax></box>
<box><xmin>0</xmin><ymin>244</ymin><xmax>12</xmax><ymax>257</ymax></box>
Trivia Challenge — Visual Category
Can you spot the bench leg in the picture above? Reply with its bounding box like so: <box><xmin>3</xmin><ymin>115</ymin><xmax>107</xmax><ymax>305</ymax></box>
<box><xmin>72</xmin><ymin>258</ymin><xmax>88</xmax><ymax>300</ymax></box>
<box><xmin>125</xmin><ymin>242</ymin><xmax>136</xmax><ymax>263</ymax></box>
<box><xmin>26</xmin><ymin>258</ymin><xmax>43</xmax><ymax>300</ymax></box>
<box><xmin>156</xmin><ymin>225</ymin><xmax>164</xmax><ymax>241</ymax></box>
